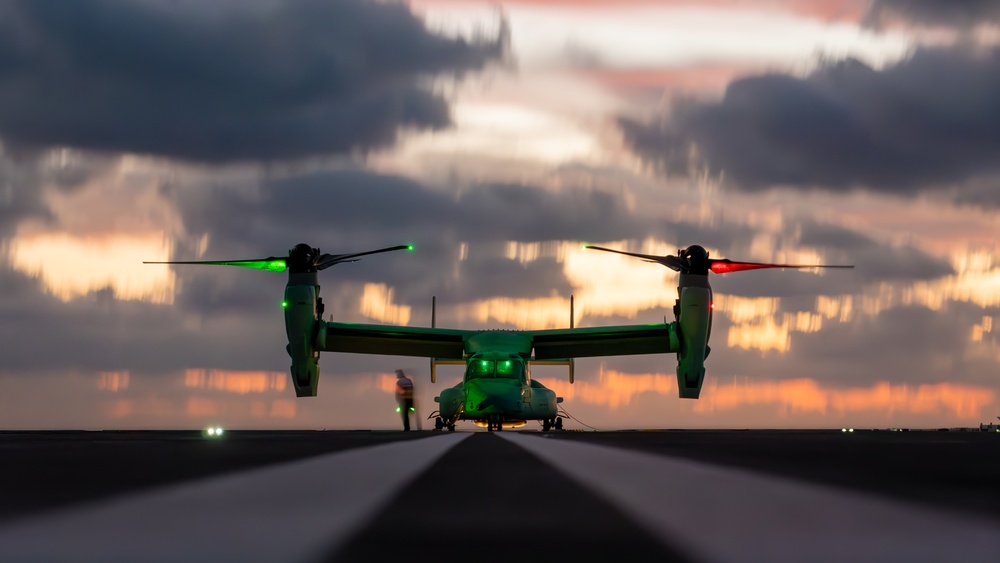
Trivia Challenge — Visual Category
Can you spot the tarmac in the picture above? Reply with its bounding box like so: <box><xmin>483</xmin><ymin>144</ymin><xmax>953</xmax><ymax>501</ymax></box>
<box><xmin>0</xmin><ymin>429</ymin><xmax>997</xmax><ymax>562</ymax></box>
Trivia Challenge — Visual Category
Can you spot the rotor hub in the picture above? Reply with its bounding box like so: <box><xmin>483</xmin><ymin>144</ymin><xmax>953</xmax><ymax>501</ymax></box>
<box><xmin>681</xmin><ymin>244</ymin><xmax>710</xmax><ymax>275</ymax></box>
<box><xmin>288</xmin><ymin>243</ymin><xmax>319</xmax><ymax>273</ymax></box>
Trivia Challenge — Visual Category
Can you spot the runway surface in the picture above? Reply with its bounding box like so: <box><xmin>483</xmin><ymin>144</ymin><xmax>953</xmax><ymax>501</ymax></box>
<box><xmin>0</xmin><ymin>429</ymin><xmax>998</xmax><ymax>562</ymax></box>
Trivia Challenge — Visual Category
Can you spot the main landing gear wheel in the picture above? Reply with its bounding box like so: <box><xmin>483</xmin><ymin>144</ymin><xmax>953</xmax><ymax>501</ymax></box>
<box><xmin>434</xmin><ymin>417</ymin><xmax>444</xmax><ymax>431</ymax></box>
<box><xmin>542</xmin><ymin>419</ymin><xmax>552</xmax><ymax>431</ymax></box>
<box><xmin>555</xmin><ymin>417</ymin><xmax>563</xmax><ymax>430</ymax></box>
<box><xmin>447</xmin><ymin>423</ymin><xmax>455</xmax><ymax>431</ymax></box>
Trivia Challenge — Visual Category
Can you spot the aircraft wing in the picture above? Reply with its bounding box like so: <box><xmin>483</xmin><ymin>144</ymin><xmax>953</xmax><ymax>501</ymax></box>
<box><xmin>527</xmin><ymin>323</ymin><xmax>678</xmax><ymax>360</ymax></box>
<box><xmin>320</xmin><ymin>322</ymin><xmax>469</xmax><ymax>359</ymax></box>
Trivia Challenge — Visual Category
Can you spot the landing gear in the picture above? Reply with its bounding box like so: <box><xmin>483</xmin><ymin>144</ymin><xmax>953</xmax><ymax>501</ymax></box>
<box><xmin>447</xmin><ymin>424</ymin><xmax>456</xmax><ymax>431</ymax></box>
<box><xmin>486</xmin><ymin>415</ymin><xmax>503</xmax><ymax>432</ymax></box>
<box><xmin>434</xmin><ymin>417</ymin><xmax>444</xmax><ymax>431</ymax></box>
<box><xmin>542</xmin><ymin>417</ymin><xmax>564</xmax><ymax>431</ymax></box>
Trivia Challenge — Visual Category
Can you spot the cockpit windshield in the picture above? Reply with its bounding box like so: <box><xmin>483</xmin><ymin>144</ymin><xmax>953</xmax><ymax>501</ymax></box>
<box><xmin>465</xmin><ymin>358</ymin><xmax>524</xmax><ymax>381</ymax></box>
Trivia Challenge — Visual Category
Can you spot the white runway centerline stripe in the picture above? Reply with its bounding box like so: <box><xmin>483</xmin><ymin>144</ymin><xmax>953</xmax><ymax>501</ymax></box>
<box><xmin>0</xmin><ymin>433</ymin><xmax>469</xmax><ymax>563</ymax></box>
<box><xmin>501</xmin><ymin>433</ymin><xmax>1000</xmax><ymax>563</ymax></box>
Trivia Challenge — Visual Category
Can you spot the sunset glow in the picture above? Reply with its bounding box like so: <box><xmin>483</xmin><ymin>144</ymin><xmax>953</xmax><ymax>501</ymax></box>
<box><xmin>183</xmin><ymin>369</ymin><xmax>287</xmax><ymax>394</ymax></box>
<box><xmin>97</xmin><ymin>371</ymin><xmax>130</xmax><ymax>392</ymax></box>
<box><xmin>8</xmin><ymin>232</ymin><xmax>175</xmax><ymax>304</ymax></box>
<box><xmin>361</xmin><ymin>284</ymin><xmax>412</xmax><ymax>325</ymax></box>
<box><xmin>540</xmin><ymin>368</ymin><xmax>996</xmax><ymax>421</ymax></box>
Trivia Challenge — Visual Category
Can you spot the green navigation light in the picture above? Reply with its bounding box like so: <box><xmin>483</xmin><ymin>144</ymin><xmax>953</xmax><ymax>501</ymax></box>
<box><xmin>266</xmin><ymin>260</ymin><xmax>286</xmax><ymax>272</ymax></box>
<box><xmin>281</xmin><ymin>301</ymin><xmax>288</xmax><ymax>308</ymax></box>
<box><xmin>407</xmin><ymin>245</ymin><xmax>414</xmax><ymax>251</ymax></box>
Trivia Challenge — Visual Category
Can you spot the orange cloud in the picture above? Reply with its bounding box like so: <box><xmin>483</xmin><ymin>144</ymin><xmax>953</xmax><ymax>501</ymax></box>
<box><xmin>583</xmin><ymin>63</ymin><xmax>762</xmax><ymax>93</ymax></box>
<box><xmin>97</xmin><ymin>371</ymin><xmax>130</xmax><ymax>392</ymax></box>
<box><xmin>184</xmin><ymin>369</ymin><xmax>287</xmax><ymax>394</ymax></box>
<box><xmin>539</xmin><ymin>368</ymin><xmax>996</xmax><ymax>420</ymax></box>
<box><xmin>696</xmin><ymin>379</ymin><xmax>997</xmax><ymax>420</ymax></box>
<box><xmin>537</xmin><ymin>366</ymin><xmax>675</xmax><ymax>409</ymax></box>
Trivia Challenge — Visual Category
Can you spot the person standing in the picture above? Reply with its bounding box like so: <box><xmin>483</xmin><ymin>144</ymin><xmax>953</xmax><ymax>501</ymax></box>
<box><xmin>395</xmin><ymin>369</ymin><xmax>415</xmax><ymax>431</ymax></box>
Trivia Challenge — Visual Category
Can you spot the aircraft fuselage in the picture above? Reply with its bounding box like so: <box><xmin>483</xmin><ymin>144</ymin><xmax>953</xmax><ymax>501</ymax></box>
<box><xmin>434</xmin><ymin>333</ymin><xmax>562</xmax><ymax>430</ymax></box>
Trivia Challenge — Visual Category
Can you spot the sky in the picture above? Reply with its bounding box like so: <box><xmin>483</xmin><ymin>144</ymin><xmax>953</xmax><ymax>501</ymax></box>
<box><xmin>0</xmin><ymin>0</ymin><xmax>998</xmax><ymax>430</ymax></box>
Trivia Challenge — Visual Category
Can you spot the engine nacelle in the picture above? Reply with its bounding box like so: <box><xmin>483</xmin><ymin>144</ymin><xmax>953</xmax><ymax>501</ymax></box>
<box><xmin>284</xmin><ymin>274</ymin><xmax>320</xmax><ymax>397</ymax></box>
<box><xmin>676</xmin><ymin>285</ymin><xmax>711</xmax><ymax>399</ymax></box>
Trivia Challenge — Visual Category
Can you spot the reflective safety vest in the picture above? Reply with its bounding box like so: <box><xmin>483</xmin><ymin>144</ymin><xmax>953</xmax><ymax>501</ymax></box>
<box><xmin>396</xmin><ymin>378</ymin><xmax>414</xmax><ymax>400</ymax></box>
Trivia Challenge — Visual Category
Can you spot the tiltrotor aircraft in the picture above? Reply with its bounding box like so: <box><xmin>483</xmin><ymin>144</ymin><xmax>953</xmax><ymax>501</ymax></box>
<box><xmin>148</xmin><ymin>242</ymin><xmax>851</xmax><ymax>431</ymax></box>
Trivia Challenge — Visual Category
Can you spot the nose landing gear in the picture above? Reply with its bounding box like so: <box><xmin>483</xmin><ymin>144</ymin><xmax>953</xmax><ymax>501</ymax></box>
<box><xmin>431</xmin><ymin>413</ymin><xmax>457</xmax><ymax>432</ymax></box>
<box><xmin>486</xmin><ymin>415</ymin><xmax>503</xmax><ymax>432</ymax></box>
<box><xmin>542</xmin><ymin>416</ymin><xmax>564</xmax><ymax>431</ymax></box>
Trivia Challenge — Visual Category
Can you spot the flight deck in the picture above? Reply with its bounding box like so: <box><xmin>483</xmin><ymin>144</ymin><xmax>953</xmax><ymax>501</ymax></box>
<box><xmin>0</xmin><ymin>429</ymin><xmax>997</xmax><ymax>562</ymax></box>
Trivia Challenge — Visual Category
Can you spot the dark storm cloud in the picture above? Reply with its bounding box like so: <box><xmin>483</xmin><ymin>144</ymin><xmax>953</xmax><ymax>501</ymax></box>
<box><xmin>706</xmin><ymin>302</ymin><xmax>991</xmax><ymax>387</ymax></box>
<box><xmin>0</xmin><ymin>150</ymin><xmax>123</xmax><ymax>239</ymax></box>
<box><xmin>165</xmin><ymin>167</ymin><xmax>647</xmax><ymax>307</ymax></box>
<box><xmin>0</xmin><ymin>262</ymin><xmax>290</xmax><ymax>376</ymax></box>
<box><xmin>619</xmin><ymin>47</ymin><xmax>1000</xmax><ymax>196</ymax></box>
<box><xmin>864</xmin><ymin>0</ymin><xmax>1000</xmax><ymax>29</ymax></box>
<box><xmin>952</xmin><ymin>177</ymin><xmax>1000</xmax><ymax>208</ymax></box>
<box><xmin>798</xmin><ymin>221</ymin><xmax>954</xmax><ymax>281</ymax></box>
<box><xmin>0</xmin><ymin>0</ymin><xmax>506</xmax><ymax>162</ymax></box>
<box><xmin>0</xmin><ymin>161</ymin><xmax>51</xmax><ymax>238</ymax></box>
<box><xmin>455</xmin><ymin>183</ymin><xmax>641</xmax><ymax>242</ymax></box>
<box><xmin>704</xmin><ymin>218</ymin><xmax>953</xmax><ymax>299</ymax></box>
<box><xmin>450</xmin><ymin>255</ymin><xmax>574</xmax><ymax>301</ymax></box>
<box><xmin>170</xmin><ymin>166</ymin><xmax>958</xmax><ymax>309</ymax></box>
<box><xmin>174</xmin><ymin>168</ymin><xmax>645</xmax><ymax>251</ymax></box>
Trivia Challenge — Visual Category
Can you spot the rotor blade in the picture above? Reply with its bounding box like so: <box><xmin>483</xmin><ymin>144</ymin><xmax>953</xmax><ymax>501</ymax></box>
<box><xmin>315</xmin><ymin>244</ymin><xmax>414</xmax><ymax>270</ymax></box>
<box><xmin>709</xmin><ymin>259</ymin><xmax>854</xmax><ymax>274</ymax></box>
<box><xmin>583</xmin><ymin>245</ymin><xmax>684</xmax><ymax>271</ymax></box>
<box><xmin>143</xmin><ymin>257</ymin><xmax>287</xmax><ymax>272</ymax></box>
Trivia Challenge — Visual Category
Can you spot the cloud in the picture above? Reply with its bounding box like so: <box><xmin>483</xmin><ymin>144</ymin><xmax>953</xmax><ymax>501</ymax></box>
<box><xmin>618</xmin><ymin>47</ymin><xmax>1000</xmax><ymax>198</ymax></box>
<box><xmin>166</xmin><ymin>166</ymin><xmax>651</xmax><ymax>306</ymax></box>
<box><xmin>173</xmin><ymin>167</ymin><xmax>646</xmax><ymax>252</ymax></box>
<box><xmin>864</xmin><ymin>0</ymin><xmax>1000</xmax><ymax>29</ymax></box>
<box><xmin>0</xmin><ymin>0</ymin><xmax>507</xmax><ymax>162</ymax></box>
<box><xmin>798</xmin><ymin>220</ymin><xmax>954</xmax><ymax>282</ymax></box>
<box><xmin>0</xmin><ymin>162</ymin><xmax>51</xmax><ymax>238</ymax></box>
<box><xmin>0</xmin><ymin>150</ymin><xmax>120</xmax><ymax>239</ymax></box>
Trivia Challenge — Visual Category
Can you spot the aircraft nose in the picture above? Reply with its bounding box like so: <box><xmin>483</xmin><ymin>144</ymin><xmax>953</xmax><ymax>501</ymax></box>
<box><xmin>465</xmin><ymin>379</ymin><xmax>521</xmax><ymax>413</ymax></box>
